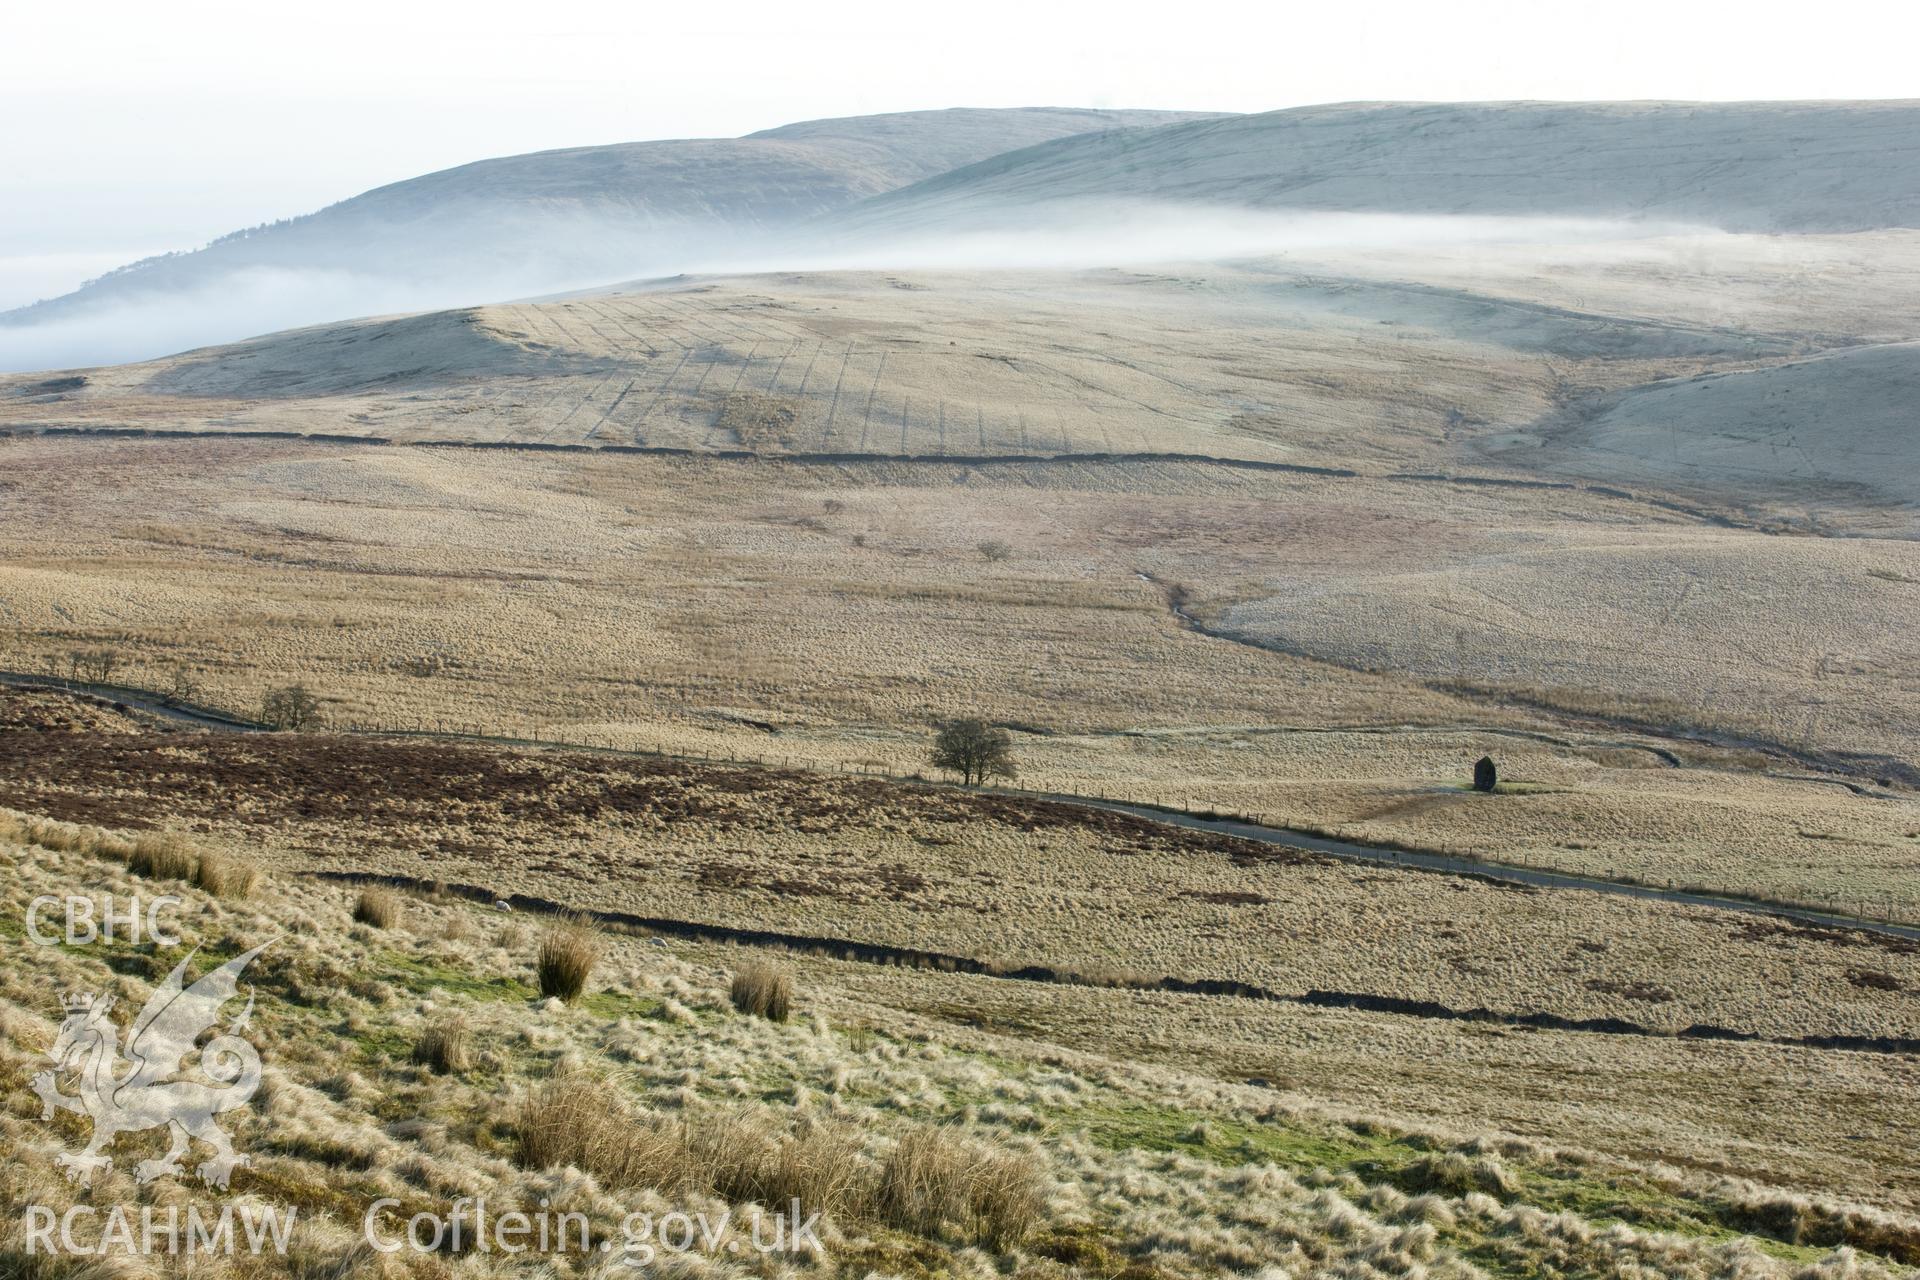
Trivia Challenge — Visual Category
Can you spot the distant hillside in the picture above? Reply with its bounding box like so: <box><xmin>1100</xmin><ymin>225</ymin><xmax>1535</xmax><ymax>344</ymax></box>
<box><xmin>1520</xmin><ymin>340</ymin><xmax>1920</xmax><ymax>509</ymax></box>
<box><xmin>3</xmin><ymin>108</ymin><xmax>1215</xmax><ymax>324</ymax></box>
<box><xmin>848</xmin><ymin>101</ymin><xmax>1920</xmax><ymax>234</ymax></box>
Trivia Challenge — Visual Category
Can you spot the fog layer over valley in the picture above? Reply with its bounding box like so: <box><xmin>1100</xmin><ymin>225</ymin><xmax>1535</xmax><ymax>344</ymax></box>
<box><xmin>0</xmin><ymin>107</ymin><xmax>1213</xmax><ymax>370</ymax></box>
<box><xmin>9</xmin><ymin>100</ymin><xmax>1920</xmax><ymax>372</ymax></box>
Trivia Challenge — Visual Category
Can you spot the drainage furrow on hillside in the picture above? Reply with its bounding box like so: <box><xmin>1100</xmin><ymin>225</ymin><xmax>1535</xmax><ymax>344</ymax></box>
<box><xmin>306</xmin><ymin>869</ymin><xmax>1920</xmax><ymax>1058</ymax></box>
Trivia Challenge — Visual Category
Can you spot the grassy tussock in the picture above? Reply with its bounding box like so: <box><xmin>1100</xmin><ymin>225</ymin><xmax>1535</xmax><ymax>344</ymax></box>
<box><xmin>689</xmin><ymin>1111</ymin><xmax>868</xmax><ymax>1220</ymax></box>
<box><xmin>1401</xmin><ymin>1151</ymin><xmax>1519</xmax><ymax>1199</ymax></box>
<box><xmin>537</xmin><ymin>918</ymin><xmax>599</xmax><ymax>1002</ymax></box>
<box><xmin>191</xmin><ymin>849</ymin><xmax>260</xmax><ymax>899</ymax></box>
<box><xmin>1720</xmin><ymin>1186</ymin><xmax>1920</xmax><ymax>1263</ymax></box>
<box><xmin>515</xmin><ymin>1074</ymin><xmax>698</xmax><ymax>1192</ymax></box>
<box><xmin>876</xmin><ymin>1126</ymin><xmax>1044</xmax><ymax>1249</ymax></box>
<box><xmin>730</xmin><ymin>959</ymin><xmax>794</xmax><ymax>1022</ymax></box>
<box><xmin>0</xmin><ymin>807</ymin><xmax>256</xmax><ymax>898</ymax></box>
<box><xmin>352</xmin><ymin>886</ymin><xmax>402</xmax><ymax>929</ymax></box>
<box><xmin>412</xmin><ymin>1017</ymin><xmax>471</xmax><ymax>1075</ymax></box>
<box><xmin>126</xmin><ymin>830</ymin><xmax>196</xmax><ymax>881</ymax></box>
<box><xmin>516</xmin><ymin>1077</ymin><xmax>1025</xmax><ymax>1241</ymax></box>
<box><xmin>0</xmin><ymin>812</ymin><xmax>120</xmax><ymax>858</ymax></box>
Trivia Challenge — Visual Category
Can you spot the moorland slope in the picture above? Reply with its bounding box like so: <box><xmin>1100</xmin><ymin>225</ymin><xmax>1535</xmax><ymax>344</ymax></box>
<box><xmin>850</xmin><ymin>101</ymin><xmax>1920</xmax><ymax>233</ymax></box>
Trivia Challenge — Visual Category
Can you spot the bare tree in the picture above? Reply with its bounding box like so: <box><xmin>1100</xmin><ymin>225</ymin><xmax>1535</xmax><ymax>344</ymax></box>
<box><xmin>68</xmin><ymin>649</ymin><xmax>121</xmax><ymax>683</ymax></box>
<box><xmin>976</xmin><ymin>539</ymin><xmax>1013</xmax><ymax>563</ymax></box>
<box><xmin>163</xmin><ymin>665</ymin><xmax>201</xmax><ymax>705</ymax></box>
<box><xmin>931</xmin><ymin>718</ymin><xmax>1016</xmax><ymax>786</ymax></box>
<box><xmin>260</xmin><ymin>684</ymin><xmax>324</xmax><ymax>731</ymax></box>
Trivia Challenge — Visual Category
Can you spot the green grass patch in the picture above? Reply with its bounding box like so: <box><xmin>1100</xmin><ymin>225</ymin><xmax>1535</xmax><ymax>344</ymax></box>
<box><xmin>351</xmin><ymin>1025</ymin><xmax>414</xmax><ymax>1063</ymax></box>
<box><xmin>1069</xmin><ymin>1099</ymin><xmax>1396</xmax><ymax>1169</ymax></box>
<box><xmin>377</xmin><ymin>949</ymin><xmax>536</xmax><ymax>1002</ymax></box>
<box><xmin>578</xmin><ymin>988</ymin><xmax>664</xmax><ymax>1019</ymax></box>
<box><xmin>1059</xmin><ymin>1099</ymin><xmax>1851</xmax><ymax>1265</ymax></box>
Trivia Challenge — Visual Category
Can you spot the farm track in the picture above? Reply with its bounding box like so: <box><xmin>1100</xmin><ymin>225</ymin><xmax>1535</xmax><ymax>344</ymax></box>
<box><xmin>5</xmin><ymin>671</ymin><xmax>1914</xmax><ymax>944</ymax></box>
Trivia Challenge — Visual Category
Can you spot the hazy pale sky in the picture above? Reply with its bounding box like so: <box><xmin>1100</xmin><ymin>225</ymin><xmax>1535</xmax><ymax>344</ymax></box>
<box><xmin>2</xmin><ymin>0</ymin><xmax>1915</xmax><ymax>306</ymax></box>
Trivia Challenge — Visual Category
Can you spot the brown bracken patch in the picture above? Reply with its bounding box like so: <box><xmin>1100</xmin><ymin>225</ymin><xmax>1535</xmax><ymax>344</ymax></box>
<box><xmin>0</xmin><ymin>688</ymin><xmax>1322</xmax><ymax>878</ymax></box>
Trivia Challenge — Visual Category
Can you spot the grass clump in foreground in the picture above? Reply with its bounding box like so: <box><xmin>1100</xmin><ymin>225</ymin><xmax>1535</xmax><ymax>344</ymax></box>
<box><xmin>412</xmin><ymin>1016</ymin><xmax>472</xmax><ymax>1075</ymax></box>
<box><xmin>537</xmin><ymin>917</ymin><xmax>599</xmax><ymax>1002</ymax></box>
<box><xmin>514</xmin><ymin>1074</ymin><xmax>1039</xmax><ymax>1249</ymax></box>
<box><xmin>514</xmin><ymin>1075</ymin><xmax>866</xmax><ymax>1215</ymax></box>
<box><xmin>730</xmin><ymin>957</ymin><xmax>794</xmax><ymax>1021</ymax></box>
<box><xmin>353</xmin><ymin>885</ymin><xmax>403</xmax><ymax>928</ymax></box>
<box><xmin>876</xmin><ymin>1125</ymin><xmax>1044</xmax><ymax>1250</ymax></box>
<box><xmin>191</xmin><ymin>848</ymin><xmax>260</xmax><ymax>898</ymax></box>
<box><xmin>127</xmin><ymin>829</ymin><xmax>196</xmax><ymax>881</ymax></box>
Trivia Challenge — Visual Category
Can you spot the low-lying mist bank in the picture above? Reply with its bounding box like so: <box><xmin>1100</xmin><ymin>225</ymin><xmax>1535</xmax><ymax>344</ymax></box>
<box><xmin>0</xmin><ymin>211</ymin><xmax>759</xmax><ymax>371</ymax></box>
<box><xmin>0</xmin><ymin>205</ymin><xmax>1723</xmax><ymax>372</ymax></box>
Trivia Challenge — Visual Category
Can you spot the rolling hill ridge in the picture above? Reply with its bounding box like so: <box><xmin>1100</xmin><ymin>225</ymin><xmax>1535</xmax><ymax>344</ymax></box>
<box><xmin>848</xmin><ymin>100</ymin><xmax>1920</xmax><ymax>233</ymax></box>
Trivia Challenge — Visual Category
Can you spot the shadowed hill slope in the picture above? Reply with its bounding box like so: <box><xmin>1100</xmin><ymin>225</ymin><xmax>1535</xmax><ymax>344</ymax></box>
<box><xmin>848</xmin><ymin>101</ymin><xmax>1920</xmax><ymax>233</ymax></box>
<box><xmin>1511</xmin><ymin>340</ymin><xmax>1920</xmax><ymax>508</ymax></box>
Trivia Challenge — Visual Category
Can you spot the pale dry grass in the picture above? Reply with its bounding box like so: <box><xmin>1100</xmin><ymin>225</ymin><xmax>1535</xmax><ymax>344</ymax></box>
<box><xmin>412</xmin><ymin>1016</ymin><xmax>471</xmax><ymax>1075</ymax></box>
<box><xmin>0</xmin><ymin>807</ymin><xmax>134</xmax><ymax>860</ymax></box>
<box><xmin>821</xmin><ymin>953</ymin><xmax>1920</xmax><ymax>1218</ymax></box>
<box><xmin>0</xmin><ymin>432</ymin><xmax>1910</xmax><ymax>922</ymax></box>
<box><xmin>126</xmin><ymin>830</ymin><xmax>196</xmax><ymax>881</ymax></box>
<box><xmin>0</xmin><ymin>824</ymin><xmax>1915</xmax><ymax>1278</ymax></box>
<box><xmin>729</xmin><ymin>959</ymin><xmax>793</xmax><ymax>1022</ymax></box>
<box><xmin>351</xmin><ymin>886</ymin><xmax>401</xmax><ymax>929</ymax></box>
<box><xmin>536</xmin><ymin>918</ymin><xmax>598</xmax><ymax>1002</ymax></box>
<box><xmin>191</xmin><ymin>849</ymin><xmax>260</xmax><ymax>899</ymax></box>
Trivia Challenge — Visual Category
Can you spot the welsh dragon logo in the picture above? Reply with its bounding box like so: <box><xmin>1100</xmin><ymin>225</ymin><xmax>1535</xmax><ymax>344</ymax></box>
<box><xmin>33</xmin><ymin>940</ymin><xmax>274</xmax><ymax>1189</ymax></box>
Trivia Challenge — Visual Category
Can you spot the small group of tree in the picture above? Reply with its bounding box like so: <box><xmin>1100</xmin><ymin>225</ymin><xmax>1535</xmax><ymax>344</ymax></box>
<box><xmin>163</xmin><ymin>665</ymin><xmax>201</xmax><ymax>705</ymax></box>
<box><xmin>67</xmin><ymin>649</ymin><xmax>122</xmax><ymax>683</ymax></box>
<box><xmin>931</xmin><ymin>718</ymin><xmax>1017</xmax><ymax>786</ymax></box>
<box><xmin>260</xmin><ymin>684</ymin><xmax>324</xmax><ymax>731</ymax></box>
